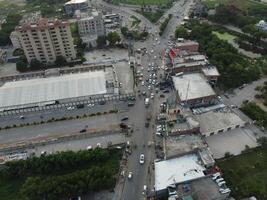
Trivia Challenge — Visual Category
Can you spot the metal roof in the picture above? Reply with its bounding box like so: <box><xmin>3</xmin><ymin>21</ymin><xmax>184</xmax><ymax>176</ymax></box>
<box><xmin>0</xmin><ymin>71</ymin><xmax>107</xmax><ymax>109</ymax></box>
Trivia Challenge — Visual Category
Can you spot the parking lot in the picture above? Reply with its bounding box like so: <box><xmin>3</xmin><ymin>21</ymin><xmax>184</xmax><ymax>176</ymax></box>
<box><xmin>205</xmin><ymin>126</ymin><xmax>258</xmax><ymax>159</ymax></box>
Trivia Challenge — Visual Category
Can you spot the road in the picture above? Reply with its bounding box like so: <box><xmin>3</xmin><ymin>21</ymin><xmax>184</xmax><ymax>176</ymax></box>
<box><xmin>109</xmin><ymin>1</ymin><xmax>195</xmax><ymax>199</ymax></box>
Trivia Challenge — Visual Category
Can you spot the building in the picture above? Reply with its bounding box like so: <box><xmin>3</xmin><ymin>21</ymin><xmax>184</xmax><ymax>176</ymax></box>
<box><xmin>256</xmin><ymin>20</ymin><xmax>267</xmax><ymax>31</ymax></box>
<box><xmin>0</xmin><ymin>69</ymin><xmax>118</xmax><ymax>111</ymax></box>
<box><xmin>15</xmin><ymin>18</ymin><xmax>76</xmax><ymax>64</ymax></box>
<box><xmin>155</xmin><ymin>154</ymin><xmax>206</xmax><ymax>197</ymax></box>
<box><xmin>172</xmin><ymin>73</ymin><xmax>216</xmax><ymax>108</ymax></box>
<box><xmin>175</xmin><ymin>40</ymin><xmax>199</xmax><ymax>53</ymax></box>
<box><xmin>77</xmin><ymin>10</ymin><xmax>105</xmax><ymax>47</ymax></box>
<box><xmin>10</xmin><ymin>31</ymin><xmax>21</xmax><ymax>49</ymax></box>
<box><xmin>64</xmin><ymin>0</ymin><xmax>90</xmax><ymax>16</ymax></box>
<box><xmin>201</xmin><ymin>66</ymin><xmax>220</xmax><ymax>84</ymax></box>
<box><xmin>103</xmin><ymin>13</ymin><xmax>122</xmax><ymax>30</ymax></box>
<box><xmin>194</xmin><ymin>110</ymin><xmax>245</xmax><ymax>137</ymax></box>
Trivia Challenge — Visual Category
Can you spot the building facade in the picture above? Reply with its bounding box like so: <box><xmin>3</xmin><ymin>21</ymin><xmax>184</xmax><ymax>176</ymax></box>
<box><xmin>15</xmin><ymin>18</ymin><xmax>76</xmax><ymax>64</ymax></box>
<box><xmin>10</xmin><ymin>31</ymin><xmax>21</xmax><ymax>49</ymax></box>
<box><xmin>77</xmin><ymin>11</ymin><xmax>105</xmax><ymax>36</ymax></box>
<box><xmin>64</xmin><ymin>0</ymin><xmax>89</xmax><ymax>16</ymax></box>
<box><xmin>256</xmin><ymin>20</ymin><xmax>267</xmax><ymax>31</ymax></box>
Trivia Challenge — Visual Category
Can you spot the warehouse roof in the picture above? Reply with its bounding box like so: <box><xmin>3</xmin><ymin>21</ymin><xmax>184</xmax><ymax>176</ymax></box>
<box><xmin>172</xmin><ymin>73</ymin><xmax>215</xmax><ymax>101</ymax></box>
<box><xmin>0</xmin><ymin>71</ymin><xmax>107</xmax><ymax>109</ymax></box>
<box><xmin>155</xmin><ymin>154</ymin><xmax>206</xmax><ymax>191</ymax></box>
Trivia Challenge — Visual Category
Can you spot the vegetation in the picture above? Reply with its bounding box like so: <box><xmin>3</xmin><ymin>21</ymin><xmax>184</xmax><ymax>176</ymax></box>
<box><xmin>112</xmin><ymin>0</ymin><xmax>169</xmax><ymax>5</ymax></box>
<box><xmin>212</xmin><ymin>31</ymin><xmax>237</xmax><ymax>42</ymax></box>
<box><xmin>241</xmin><ymin>102</ymin><xmax>267</xmax><ymax>129</ymax></box>
<box><xmin>130</xmin><ymin>15</ymin><xmax>141</xmax><ymax>28</ymax></box>
<box><xmin>0</xmin><ymin>13</ymin><xmax>22</xmax><ymax>46</ymax></box>
<box><xmin>96</xmin><ymin>35</ymin><xmax>107</xmax><ymax>48</ymax></box>
<box><xmin>137</xmin><ymin>10</ymin><xmax>163</xmax><ymax>23</ymax></box>
<box><xmin>71</xmin><ymin>23</ymin><xmax>86</xmax><ymax>59</ymax></box>
<box><xmin>255</xmin><ymin>80</ymin><xmax>267</xmax><ymax>106</ymax></box>
<box><xmin>175</xmin><ymin>26</ymin><xmax>189</xmax><ymax>39</ymax></box>
<box><xmin>159</xmin><ymin>14</ymin><xmax>172</xmax><ymax>36</ymax></box>
<box><xmin>188</xmin><ymin>21</ymin><xmax>260</xmax><ymax>89</ymax></box>
<box><xmin>217</xmin><ymin>143</ymin><xmax>267</xmax><ymax>199</ymax></box>
<box><xmin>0</xmin><ymin>148</ymin><xmax>122</xmax><ymax>200</ymax></box>
<box><xmin>107</xmin><ymin>32</ymin><xmax>121</xmax><ymax>46</ymax></box>
<box><xmin>121</xmin><ymin>26</ymin><xmax>148</xmax><ymax>40</ymax></box>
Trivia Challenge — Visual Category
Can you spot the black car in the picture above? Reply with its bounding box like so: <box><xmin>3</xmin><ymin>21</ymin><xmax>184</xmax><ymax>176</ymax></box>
<box><xmin>76</xmin><ymin>104</ymin><xmax>85</xmax><ymax>109</ymax></box>
<box><xmin>121</xmin><ymin>117</ymin><xmax>129</xmax><ymax>121</ymax></box>
<box><xmin>99</xmin><ymin>100</ymin><xmax>106</xmax><ymax>105</ymax></box>
<box><xmin>80</xmin><ymin>129</ymin><xmax>86</xmax><ymax>133</ymax></box>
<box><xmin>163</xmin><ymin>90</ymin><xmax>170</xmax><ymax>93</ymax></box>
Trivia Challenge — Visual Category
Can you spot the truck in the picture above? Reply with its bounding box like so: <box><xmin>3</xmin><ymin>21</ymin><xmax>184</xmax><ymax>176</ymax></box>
<box><xmin>145</xmin><ymin>98</ymin><xmax>150</xmax><ymax>107</ymax></box>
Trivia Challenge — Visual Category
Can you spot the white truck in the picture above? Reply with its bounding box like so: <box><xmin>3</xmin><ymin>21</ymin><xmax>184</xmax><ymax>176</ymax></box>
<box><xmin>145</xmin><ymin>98</ymin><xmax>150</xmax><ymax>107</ymax></box>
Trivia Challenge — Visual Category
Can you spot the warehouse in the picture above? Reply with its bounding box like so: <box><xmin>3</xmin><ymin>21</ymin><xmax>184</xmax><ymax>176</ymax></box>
<box><xmin>0</xmin><ymin>70</ymin><xmax>116</xmax><ymax>111</ymax></box>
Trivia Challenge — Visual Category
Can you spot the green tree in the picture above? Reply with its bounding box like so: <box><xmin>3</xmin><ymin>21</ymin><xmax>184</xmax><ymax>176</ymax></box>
<box><xmin>96</xmin><ymin>35</ymin><xmax>107</xmax><ymax>48</ymax></box>
<box><xmin>107</xmin><ymin>32</ymin><xmax>121</xmax><ymax>46</ymax></box>
<box><xmin>55</xmin><ymin>56</ymin><xmax>67</xmax><ymax>67</ymax></box>
<box><xmin>175</xmin><ymin>26</ymin><xmax>189</xmax><ymax>39</ymax></box>
<box><xmin>16</xmin><ymin>60</ymin><xmax>28</xmax><ymax>72</ymax></box>
<box><xmin>29</xmin><ymin>59</ymin><xmax>43</xmax><ymax>71</ymax></box>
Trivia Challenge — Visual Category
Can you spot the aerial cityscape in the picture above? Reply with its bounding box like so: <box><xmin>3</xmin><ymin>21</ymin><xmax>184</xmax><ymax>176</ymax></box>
<box><xmin>0</xmin><ymin>0</ymin><xmax>267</xmax><ymax>199</ymax></box>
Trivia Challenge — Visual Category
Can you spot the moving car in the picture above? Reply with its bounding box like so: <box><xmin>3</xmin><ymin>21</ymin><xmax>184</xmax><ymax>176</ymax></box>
<box><xmin>128</xmin><ymin>172</ymin><xmax>133</xmax><ymax>179</ymax></box>
<box><xmin>121</xmin><ymin>116</ymin><xmax>129</xmax><ymax>121</ymax></box>
<box><xmin>140</xmin><ymin>154</ymin><xmax>145</xmax><ymax>164</ymax></box>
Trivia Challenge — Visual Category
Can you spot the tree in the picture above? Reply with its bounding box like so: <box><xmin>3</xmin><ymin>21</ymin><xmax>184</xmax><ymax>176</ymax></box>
<box><xmin>96</xmin><ymin>35</ymin><xmax>107</xmax><ymax>48</ymax></box>
<box><xmin>29</xmin><ymin>59</ymin><xmax>43</xmax><ymax>71</ymax></box>
<box><xmin>55</xmin><ymin>56</ymin><xmax>67</xmax><ymax>67</ymax></box>
<box><xmin>16</xmin><ymin>60</ymin><xmax>28</xmax><ymax>72</ymax></box>
<box><xmin>107</xmin><ymin>32</ymin><xmax>121</xmax><ymax>46</ymax></box>
<box><xmin>175</xmin><ymin>26</ymin><xmax>189</xmax><ymax>39</ymax></box>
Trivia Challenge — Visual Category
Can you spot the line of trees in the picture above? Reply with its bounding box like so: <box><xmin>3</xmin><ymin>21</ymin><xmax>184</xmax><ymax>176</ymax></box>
<box><xmin>159</xmin><ymin>14</ymin><xmax>172</xmax><ymax>36</ymax></box>
<box><xmin>96</xmin><ymin>32</ymin><xmax>121</xmax><ymax>48</ymax></box>
<box><xmin>20</xmin><ymin>166</ymin><xmax>116</xmax><ymax>200</ymax></box>
<box><xmin>120</xmin><ymin>26</ymin><xmax>148</xmax><ymax>40</ymax></box>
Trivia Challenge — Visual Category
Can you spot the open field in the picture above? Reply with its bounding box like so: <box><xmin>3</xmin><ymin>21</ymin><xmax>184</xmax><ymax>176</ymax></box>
<box><xmin>212</xmin><ymin>31</ymin><xmax>236</xmax><ymax>42</ymax></box>
<box><xmin>217</xmin><ymin>145</ymin><xmax>267</xmax><ymax>199</ymax></box>
<box><xmin>112</xmin><ymin>0</ymin><xmax>169</xmax><ymax>5</ymax></box>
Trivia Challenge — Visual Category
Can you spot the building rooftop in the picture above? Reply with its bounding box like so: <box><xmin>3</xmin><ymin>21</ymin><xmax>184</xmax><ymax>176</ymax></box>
<box><xmin>0</xmin><ymin>71</ymin><xmax>108</xmax><ymax>110</ymax></box>
<box><xmin>202</xmin><ymin>67</ymin><xmax>220</xmax><ymax>77</ymax></box>
<box><xmin>65</xmin><ymin>0</ymin><xmax>88</xmax><ymax>5</ymax></box>
<box><xmin>195</xmin><ymin>110</ymin><xmax>245</xmax><ymax>136</ymax></box>
<box><xmin>174</xmin><ymin>61</ymin><xmax>207</xmax><ymax>69</ymax></box>
<box><xmin>154</xmin><ymin>154</ymin><xmax>206</xmax><ymax>191</ymax></box>
<box><xmin>172</xmin><ymin>73</ymin><xmax>216</xmax><ymax>101</ymax></box>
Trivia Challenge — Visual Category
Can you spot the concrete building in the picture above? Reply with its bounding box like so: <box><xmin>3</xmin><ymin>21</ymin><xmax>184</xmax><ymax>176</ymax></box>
<box><xmin>194</xmin><ymin>110</ymin><xmax>245</xmax><ymax>137</ymax></box>
<box><xmin>15</xmin><ymin>18</ymin><xmax>76</xmax><ymax>64</ymax></box>
<box><xmin>175</xmin><ymin>40</ymin><xmax>199</xmax><ymax>53</ymax></box>
<box><xmin>201</xmin><ymin>66</ymin><xmax>220</xmax><ymax>84</ymax></box>
<box><xmin>103</xmin><ymin>13</ymin><xmax>122</xmax><ymax>30</ymax></box>
<box><xmin>172</xmin><ymin>73</ymin><xmax>216</xmax><ymax>108</ymax></box>
<box><xmin>77</xmin><ymin>10</ymin><xmax>105</xmax><ymax>47</ymax></box>
<box><xmin>64</xmin><ymin>0</ymin><xmax>90</xmax><ymax>16</ymax></box>
<box><xmin>10</xmin><ymin>31</ymin><xmax>21</xmax><ymax>49</ymax></box>
<box><xmin>256</xmin><ymin>20</ymin><xmax>267</xmax><ymax>31</ymax></box>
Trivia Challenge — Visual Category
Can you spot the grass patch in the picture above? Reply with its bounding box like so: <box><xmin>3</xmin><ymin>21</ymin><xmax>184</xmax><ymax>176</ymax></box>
<box><xmin>212</xmin><ymin>31</ymin><xmax>237</xmax><ymax>42</ymax></box>
<box><xmin>112</xmin><ymin>0</ymin><xmax>169</xmax><ymax>5</ymax></box>
<box><xmin>137</xmin><ymin>10</ymin><xmax>163</xmax><ymax>23</ymax></box>
<box><xmin>217</xmin><ymin>145</ymin><xmax>267</xmax><ymax>199</ymax></box>
<box><xmin>130</xmin><ymin>15</ymin><xmax>141</xmax><ymax>28</ymax></box>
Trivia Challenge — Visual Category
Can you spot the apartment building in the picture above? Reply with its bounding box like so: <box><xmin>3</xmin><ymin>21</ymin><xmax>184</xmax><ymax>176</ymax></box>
<box><xmin>77</xmin><ymin>10</ymin><xmax>105</xmax><ymax>47</ymax></box>
<box><xmin>10</xmin><ymin>31</ymin><xmax>21</xmax><ymax>49</ymax></box>
<box><xmin>15</xmin><ymin>18</ymin><xmax>76</xmax><ymax>64</ymax></box>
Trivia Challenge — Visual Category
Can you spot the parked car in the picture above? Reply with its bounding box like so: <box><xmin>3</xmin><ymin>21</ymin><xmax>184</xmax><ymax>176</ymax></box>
<box><xmin>121</xmin><ymin>117</ymin><xmax>129</xmax><ymax>121</ymax></box>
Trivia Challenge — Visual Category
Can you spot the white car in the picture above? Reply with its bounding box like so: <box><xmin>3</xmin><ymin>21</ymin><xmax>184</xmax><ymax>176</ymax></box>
<box><xmin>155</xmin><ymin>132</ymin><xmax>162</xmax><ymax>136</ymax></box>
<box><xmin>154</xmin><ymin>55</ymin><xmax>157</xmax><ymax>59</ymax></box>
<box><xmin>140</xmin><ymin>154</ymin><xmax>145</xmax><ymax>164</ymax></box>
<box><xmin>148</xmin><ymin>85</ymin><xmax>151</xmax><ymax>90</ymax></box>
<box><xmin>151</xmin><ymin>50</ymin><xmax>154</xmax><ymax>53</ymax></box>
<box><xmin>67</xmin><ymin>106</ymin><xmax>74</xmax><ymax>110</ymax></box>
<box><xmin>151</xmin><ymin>93</ymin><xmax>154</xmax><ymax>99</ymax></box>
<box><xmin>141</xmin><ymin>81</ymin><xmax>145</xmax><ymax>86</ymax></box>
<box><xmin>128</xmin><ymin>172</ymin><xmax>133</xmax><ymax>179</ymax></box>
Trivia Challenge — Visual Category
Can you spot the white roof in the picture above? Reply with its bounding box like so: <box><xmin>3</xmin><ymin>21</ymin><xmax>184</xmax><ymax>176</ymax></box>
<box><xmin>172</xmin><ymin>73</ymin><xmax>215</xmax><ymax>101</ymax></box>
<box><xmin>202</xmin><ymin>67</ymin><xmax>220</xmax><ymax>76</ymax></box>
<box><xmin>65</xmin><ymin>0</ymin><xmax>87</xmax><ymax>5</ymax></box>
<box><xmin>0</xmin><ymin>71</ymin><xmax>107</xmax><ymax>109</ymax></box>
<box><xmin>155</xmin><ymin>154</ymin><xmax>206</xmax><ymax>191</ymax></box>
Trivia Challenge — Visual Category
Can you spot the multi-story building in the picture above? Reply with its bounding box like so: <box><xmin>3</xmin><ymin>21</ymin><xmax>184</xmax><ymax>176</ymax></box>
<box><xmin>10</xmin><ymin>31</ymin><xmax>21</xmax><ymax>49</ymax></box>
<box><xmin>64</xmin><ymin>0</ymin><xmax>90</xmax><ymax>16</ymax></box>
<box><xmin>77</xmin><ymin>10</ymin><xmax>105</xmax><ymax>36</ymax></box>
<box><xmin>15</xmin><ymin>18</ymin><xmax>76</xmax><ymax>64</ymax></box>
<box><xmin>77</xmin><ymin>10</ymin><xmax>105</xmax><ymax>47</ymax></box>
